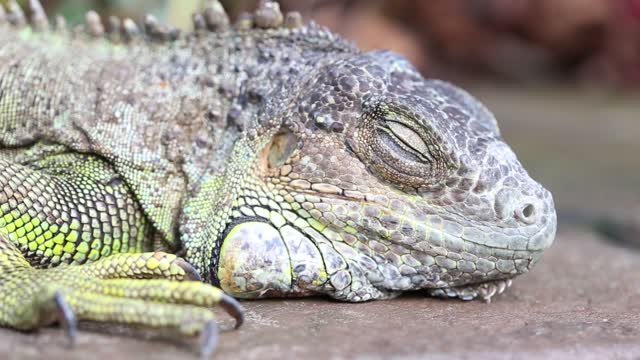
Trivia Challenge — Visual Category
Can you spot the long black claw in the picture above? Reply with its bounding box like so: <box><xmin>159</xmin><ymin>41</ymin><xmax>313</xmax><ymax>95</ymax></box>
<box><xmin>219</xmin><ymin>294</ymin><xmax>244</xmax><ymax>329</ymax></box>
<box><xmin>200</xmin><ymin>321</ymin><xmax>219</xmax><ymax>359</ymax></box>
<box><xmin>174</xmin><ymin>258</ymin><xmax>203</xmax><ymax>282</ymax></box>
<box><xmin>53</xmin><ymin>291</ymin><xmax>77</xmax><ymax>347</ymax></box>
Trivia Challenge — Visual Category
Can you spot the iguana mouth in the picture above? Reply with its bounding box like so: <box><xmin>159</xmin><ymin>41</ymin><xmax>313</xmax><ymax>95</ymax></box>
<box><xmin>295</xmin><ymin>186</ymin><xmax>557</xmax><ymax>252</ymax></box>
<box><xmin>214</xmin><ymin>173</ymin><xmax>556</xmax><ymax>301</ymax></box>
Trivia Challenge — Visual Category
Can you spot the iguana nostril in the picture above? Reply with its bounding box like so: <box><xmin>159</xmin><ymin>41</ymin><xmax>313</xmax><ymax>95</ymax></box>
<box><xmin>494</xmin><ymin>189</ymin><xmax>540</xmax><ymax>224</ymax></box>
<box><xmin>516</xmin><ymin>203</ymin><xmax>536</xmax><ymax>224</ymax></box>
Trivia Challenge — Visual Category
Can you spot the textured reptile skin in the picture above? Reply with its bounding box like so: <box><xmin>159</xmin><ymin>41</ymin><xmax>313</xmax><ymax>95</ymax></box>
<box><xmin>0</xmin><ymin>0</ymin><xmax>556</xmax><ymax>355</ymax></box>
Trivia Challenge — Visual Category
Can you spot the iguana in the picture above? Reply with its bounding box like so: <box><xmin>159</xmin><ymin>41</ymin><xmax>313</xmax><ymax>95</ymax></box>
<box><xmin>0</xmin><ymin>0</ymin><xmax>557</xmax><ymax>356</ymax></box>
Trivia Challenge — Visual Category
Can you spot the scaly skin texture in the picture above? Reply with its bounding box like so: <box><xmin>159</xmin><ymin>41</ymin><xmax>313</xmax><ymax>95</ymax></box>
<box><xmin>0</xmin><ymin>0</ymin><xmax>557</xmax><ymax>354</ymax></box>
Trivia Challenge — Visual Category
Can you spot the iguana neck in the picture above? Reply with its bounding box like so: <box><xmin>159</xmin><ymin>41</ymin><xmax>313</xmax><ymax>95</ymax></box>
<box><xmin>0</xmin><ymin>24</ymin><xmax>357</xmax><ymax>249</ymax></box>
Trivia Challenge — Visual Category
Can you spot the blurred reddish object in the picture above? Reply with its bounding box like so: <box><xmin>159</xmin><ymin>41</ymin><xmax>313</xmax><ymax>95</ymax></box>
<box><xmin>280</xmin><ymin>0</ymin><xmax>640</xmax><ymax>88</ymax></box>
<box><xmin>579</xmin><ymin>0</ymin><xmax>640</xmax><ymax>87</ymax></box>
<box><xmin>286</xmin><ymin>1</ymin><xmax>428</xmax><ymax>73</ymax></box>
<box><xmin>630</xmin><ymin>0</ymin><xmax>640</xmax><ymax>19</ymax></box>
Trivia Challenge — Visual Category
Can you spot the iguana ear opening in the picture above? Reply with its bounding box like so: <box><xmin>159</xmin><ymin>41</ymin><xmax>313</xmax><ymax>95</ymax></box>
<box><xmin>263</xmin><ymin>127</ymin><xmax>298</xmax><ymax>170</ymax></box>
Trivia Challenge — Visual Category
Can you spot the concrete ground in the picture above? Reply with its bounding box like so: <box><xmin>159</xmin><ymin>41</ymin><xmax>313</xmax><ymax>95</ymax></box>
<box><xmin>0</xmin><ymin>88</ymin><xmax>638</xmax><ymax>359</ymax></box>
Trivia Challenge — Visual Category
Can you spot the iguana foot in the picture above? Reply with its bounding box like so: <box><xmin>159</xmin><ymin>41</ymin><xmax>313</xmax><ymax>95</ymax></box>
<box><xmin>0</xmin><ymin>237</ymin><xmax>242</xmax><ymax>357</ymax></box>
<box><xmin>427</xmin><ymin>279</ymin><xmax>513</xmax><ymax>303</ymax></box>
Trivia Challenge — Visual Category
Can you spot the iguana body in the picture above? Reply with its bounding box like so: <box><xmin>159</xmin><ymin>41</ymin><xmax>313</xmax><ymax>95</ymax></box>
<box><xmin>0</xmin><ymin>0</ymin><xmax>557</xmax><ymax>355</ymax></box>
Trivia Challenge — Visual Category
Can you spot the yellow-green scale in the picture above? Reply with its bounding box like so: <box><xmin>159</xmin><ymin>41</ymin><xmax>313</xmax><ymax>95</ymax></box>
<box><xmin>0</xmin><ymin>155</ymin><xmax>154</xmax><ymax>268</ymax></box>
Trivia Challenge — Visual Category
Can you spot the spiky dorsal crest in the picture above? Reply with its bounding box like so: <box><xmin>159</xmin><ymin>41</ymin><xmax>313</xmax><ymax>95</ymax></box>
<box><xmin>5</xmin><ymin>0</ymin><xmax>26</xmax><ymax>27</ymax></box>
<box><xmin>0</xmin><ymin>0</ymin><xmax>312</xmax><ymax>43</ymax></box>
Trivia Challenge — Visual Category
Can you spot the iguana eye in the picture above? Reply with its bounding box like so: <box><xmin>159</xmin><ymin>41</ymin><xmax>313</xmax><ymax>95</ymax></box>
<box><xmin>353</xmin><ymin>103</ymin><xmax>452</xmax><ymax>188</ymax></box>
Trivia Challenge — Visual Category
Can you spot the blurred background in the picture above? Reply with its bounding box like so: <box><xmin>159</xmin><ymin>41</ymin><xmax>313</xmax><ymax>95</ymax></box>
<box><xmin>2</xmin><ymin>0</ymin><xmax>639</xmax><ymax>245</ymax></box>
<box><xmin>7</xmin><ymin>0</ymin><xmax>640</xmax><ymax>87</ymax></box>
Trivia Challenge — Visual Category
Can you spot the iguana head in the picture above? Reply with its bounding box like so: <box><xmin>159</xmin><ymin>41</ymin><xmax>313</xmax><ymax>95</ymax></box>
<box><xmin>218</xmin><ymin>49</ymin><xmax>556</xmax><ymax>301</ymax></box>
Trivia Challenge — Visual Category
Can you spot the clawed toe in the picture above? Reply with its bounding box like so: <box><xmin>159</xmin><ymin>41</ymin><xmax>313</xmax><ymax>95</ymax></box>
<box><xmin>199</xmin><ymin>321</ymin><xmax>220</xmax><ymax>359</ymax></box>
<box><xmin>174</xmin><ymin>258</ymin><xmax>203</xmax><ymax>282</ymax></box>
<box><xmin>52</xmin><ymin>291</ymin><xmax>77</xmax><ymax>347</ymax></box>
<box><xmin>219</xmin><ymin>293</ymin><xmax>244</xmax><ymax>329</ymax></box>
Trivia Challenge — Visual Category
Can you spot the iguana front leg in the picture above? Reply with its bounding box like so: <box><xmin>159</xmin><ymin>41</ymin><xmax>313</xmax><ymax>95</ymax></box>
<box><xmin>0</xmin><ymin>157</ymin><xmax>242</xmax><ymax>356</ymax></box>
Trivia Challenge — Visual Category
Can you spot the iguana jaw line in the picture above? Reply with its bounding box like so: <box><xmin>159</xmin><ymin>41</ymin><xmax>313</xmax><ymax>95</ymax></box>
<box><xmin>215</xmin><ymin>169</ymin><xmax>555</xmax><ymax>300</ymax></box>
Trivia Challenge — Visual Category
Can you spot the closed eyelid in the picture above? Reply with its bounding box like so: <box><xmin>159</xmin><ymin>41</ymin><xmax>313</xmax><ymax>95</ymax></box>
<box><xmin>353</xmin><ymin>101</ymin><xmax>455</xmax><ymax>189</ymax></box>
<box><xmin>385</xmin><ymin>121</ymin><xmax>430</xmax><ymax>156</ymax></box>
<box><xmin>376</xmin><ymin>126</ymin><xmax>430</xmax><ymax>164</ymax></box>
